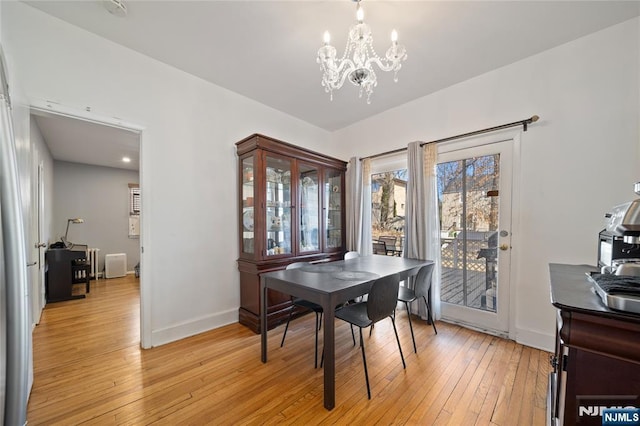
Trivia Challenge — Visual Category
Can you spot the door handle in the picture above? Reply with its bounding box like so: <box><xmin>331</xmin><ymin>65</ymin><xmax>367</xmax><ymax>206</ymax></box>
<box><xmin>499</xmin><ymin>244</ymin><xmax>510</xmax><ymax>251</ymax></box>
<box><xmin>27</xmin><ymin>261</ymin><xmax>37</xmax><ymax>267</ymax></box>
<box><xmin>35</xmin><ymin>242</ymin><xmax>47</xmax><ymax>248</ymax></box>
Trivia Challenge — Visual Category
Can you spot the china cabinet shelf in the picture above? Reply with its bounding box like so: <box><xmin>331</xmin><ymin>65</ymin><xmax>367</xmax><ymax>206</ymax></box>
<box><xmin>236</xmin><ymin>134</ymin><xmax>346</xmax><ymax>333</ymax></box>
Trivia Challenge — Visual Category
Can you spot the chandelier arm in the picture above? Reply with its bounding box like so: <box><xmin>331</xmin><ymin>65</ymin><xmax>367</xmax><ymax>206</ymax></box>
<box><xmin>335</xmin><ymin>58</ymin><xmax>355</xmax><ymax>78</ymax></box>
<box><xmin>331</xmin><ymin>60</ymin><xmax>357</xmax><ymax>90</ymax></box>
<box><xmin>365</xmin><ymin>56</ymin><xmax>398</xmax><ymax>73</ymax></box>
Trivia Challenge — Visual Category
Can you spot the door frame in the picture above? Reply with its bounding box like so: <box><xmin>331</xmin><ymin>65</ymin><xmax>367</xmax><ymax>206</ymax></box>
<box><xmin>436</xmin><ymin>130</ymin><xmax>521</xmax><ymax>339</ymax></box>
<box><xmin>29</xmin><ymin>99</ymin><xmax>151</xmax><ymax>348</ymax></box>
<box><xmin>36</xmin><ymin>161</ymin><xmax>45</xmax><ymax>322</ymax></box>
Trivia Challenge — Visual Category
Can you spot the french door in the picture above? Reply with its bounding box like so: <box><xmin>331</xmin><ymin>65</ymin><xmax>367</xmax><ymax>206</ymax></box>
<box><xmin>437</xmin><ymin>139</ymin><xmax>513</xmax><ymax>335</ymax></box>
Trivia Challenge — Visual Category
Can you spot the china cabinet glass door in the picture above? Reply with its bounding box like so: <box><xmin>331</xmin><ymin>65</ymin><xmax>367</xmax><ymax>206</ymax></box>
<box><xmin>265</xmin><ymin>155</ymin><xmax>292</xmax><ymax>257</ymax></box>
<box><xmin>298</xmin><ymin>163</ymin><xmax>320</xmax><ymax>253</ymax></box>
<box><xmin>241</xmin><ymin>156</ymin><xmax>255</xmax><ymax>254</ymax></box>
<box><xmin>324</xmin><ymin>168</ymin><xmax>342</xmax><ymax>250</ymax></box>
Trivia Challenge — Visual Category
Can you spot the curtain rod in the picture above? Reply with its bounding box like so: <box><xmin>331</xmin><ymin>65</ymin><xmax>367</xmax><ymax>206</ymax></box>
<box><xmin>361</xmin><ymin>115</ymin><xmax>539</xmax><ymax>161</ymax></box>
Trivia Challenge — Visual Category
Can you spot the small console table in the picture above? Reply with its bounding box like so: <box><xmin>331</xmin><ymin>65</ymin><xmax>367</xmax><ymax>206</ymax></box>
<box><xmin>46</xmin><ymin>249</ymin><xmax>89</xmax><ymax>302</ymax></box>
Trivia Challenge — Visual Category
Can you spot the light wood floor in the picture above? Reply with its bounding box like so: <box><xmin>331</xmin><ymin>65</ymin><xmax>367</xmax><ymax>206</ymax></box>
<box><xmin>28</xmin><ymin>275</ymin><xmax>551</xmax><ymax>425</ymax></box>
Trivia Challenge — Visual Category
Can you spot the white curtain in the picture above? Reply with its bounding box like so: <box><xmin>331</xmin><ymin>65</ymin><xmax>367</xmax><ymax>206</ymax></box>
<box><xmin>424</xmin><ymin>143</ymin><xmax>441</xmax><ymax>319</ymax></box>
<box><xmin>346</xmin><ymin>157</ymin><xmax>372</xmax><ymax>255</ymax></box>
<box><xmin>405</xmin><ymin>142</ymin><xmax>441</xmax><ymax>320</ymax></box>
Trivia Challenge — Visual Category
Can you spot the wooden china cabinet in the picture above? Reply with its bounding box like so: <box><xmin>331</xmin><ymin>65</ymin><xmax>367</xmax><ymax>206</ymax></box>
<box><xmin>236</xmin><ymin>134</ymin><xmax>347</xmax><ymax>333</ymax></box>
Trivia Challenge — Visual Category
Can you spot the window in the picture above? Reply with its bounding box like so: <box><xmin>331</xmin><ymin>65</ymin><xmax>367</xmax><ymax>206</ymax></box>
<box><xmin>129</xmin><ymin>183</ymin><xmax>140</xmax><ymax>215</ymax></box>
<box><xmin>129</xmin><ymin>183</ymin><xmax>140</xmax><ymax>238</ymax></box>
<box><xmin>370</xmin><ymin>154</ymin><xmax>407</xmax><ymax>255</ymax></box>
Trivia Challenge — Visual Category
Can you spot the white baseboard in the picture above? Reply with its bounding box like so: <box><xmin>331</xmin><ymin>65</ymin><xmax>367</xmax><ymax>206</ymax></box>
<box><xmin>514</xmin><ymin>327</ymin><xmax>555</xmax><ymax>352</ymax></box>
<box><xmin>150</xmin><ymin>308</ymin><xmax>238</xmax><ymax>347</ymax></box>
<box><xmin>439</xmin><ymin>318</ymin><xmax>555</xmax><ymax>352</ymax></box>
<box><xmin>439</xmin><ymin>317</ymin><xmax>510</xmax><ymax>339</ymax></box>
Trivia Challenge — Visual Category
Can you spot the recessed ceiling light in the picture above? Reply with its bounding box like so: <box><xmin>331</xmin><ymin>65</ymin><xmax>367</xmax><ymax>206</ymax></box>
<box><xmin>103</xmin><ymin>0</ymin><xmax>127</xmax><ymax>17</ymax></box>
<box><xmin>122</xmin><ymin>157</ymin><xmax>131</xmax><ymax>163</ymax></box>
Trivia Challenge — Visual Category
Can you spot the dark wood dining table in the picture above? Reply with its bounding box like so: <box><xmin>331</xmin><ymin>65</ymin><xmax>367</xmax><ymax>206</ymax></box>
<box><xmin>260</xmin><ymin>255</ymin><xmax>433</xmax><ymax>410</ymax></box>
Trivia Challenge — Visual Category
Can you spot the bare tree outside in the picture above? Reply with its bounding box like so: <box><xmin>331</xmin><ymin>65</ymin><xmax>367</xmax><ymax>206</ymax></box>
<box><xmin>371</xmin><ymin>169</ymin><xmax>407</xmax><ymax>248</ymax></box>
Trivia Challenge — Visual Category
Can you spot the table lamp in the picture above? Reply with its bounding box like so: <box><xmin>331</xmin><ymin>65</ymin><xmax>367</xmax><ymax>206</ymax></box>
<box><xmin>63</xmin><ymin>218</ymin><xmax>84</xmax><ymax>248</ymax></box>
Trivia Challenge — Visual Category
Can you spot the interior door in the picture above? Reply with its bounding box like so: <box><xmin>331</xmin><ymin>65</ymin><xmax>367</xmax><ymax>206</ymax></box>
<box><xmin>437</xmin><ymin>139</ymin><xmax>513</xmax><ymax>334</ymax></box>
<box><xmin>37</xmin><ymin>161</ymin><xmax>46</xmax><ymax>316</ymax></box>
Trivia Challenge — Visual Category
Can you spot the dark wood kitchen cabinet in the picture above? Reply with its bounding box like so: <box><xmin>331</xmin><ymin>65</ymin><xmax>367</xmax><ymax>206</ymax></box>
<box><xmin>548</xmin><ymin>263</ymin><xmax>640</xmax><ymax>426</ymax></box>
<box><xmin>236</xmin><ymin>134</ymin><xmax>347</xmax><ymax>333</ymax></box>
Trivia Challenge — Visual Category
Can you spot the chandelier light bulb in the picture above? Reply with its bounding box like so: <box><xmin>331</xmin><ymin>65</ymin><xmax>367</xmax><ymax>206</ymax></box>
<box><xmin>323</xmin><ymin>31</ymin><xmax>331</xmax><ymax>45</ymax></box>
<box><xmin>356</xmin><ymin>4</ymin><xmax>364</xmax><ymax>23</ymax></box>
<box><xmin>391</xmin><ymin>29</ymin><xmax>398</xmax><ymax>44</ymax></box>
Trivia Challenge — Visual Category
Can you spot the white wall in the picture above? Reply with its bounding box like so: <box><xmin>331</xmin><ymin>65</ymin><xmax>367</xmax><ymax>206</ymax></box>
<box><xmin>52</xmin><ymin>161</ymin><xmax>140</xmax><ymax>272</ymax></box>
<box><xmin>333</xmin><ymin>18</ymin><xmax>640</xmax><ymax>350</ymax></box>
<box><xmin>2</xmin><ymin>2</ymin><xmax>332</xmax><ymax>347</ymax></box>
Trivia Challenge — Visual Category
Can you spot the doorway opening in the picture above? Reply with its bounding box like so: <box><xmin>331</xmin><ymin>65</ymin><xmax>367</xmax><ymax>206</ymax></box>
<box><xmin>29</xmin><ymin>102</ymin><xmax>148</xmax><ymax>347</ymax></box>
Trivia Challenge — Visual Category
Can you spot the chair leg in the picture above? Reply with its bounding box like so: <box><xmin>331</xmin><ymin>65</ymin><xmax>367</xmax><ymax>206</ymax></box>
<box><xmin>404</xmin><ymin>301</ymin><xmax>417</xmax><ymax>353</ymax></box>
<box><xmin>319</xmin><ymin>311</ymin><xmax>323</xmax><ymax>331</ymax></box>
<box><xmin>280</xmin><ymin>308</ymin><xmax>294</xmax><ymax>347</ymax></box>
<box><xmin>359</xmin><ymin>328</ymin><xmax>371</xmax><ymax>399</ymax></box>
<box><xmin>314</xmin><ymin>312</ymin><xmax>320</xmax><ymax>368</ymax></box>
<box><xmin>369</xmin><ymin>322</ymin><xmax>374</xmax><ymax>337</ymax></box>
<box><xmin>423</xmin><ymin>295</ymin><xmax>438</xmax><ymax>335</ymax></box>
<box><xmin>390</xmin><ymin>316</ymin><xmax>406</xmax><ymax>369</ymax></box>
<box><xmin>350</xmin><ymin>324</ymin><xmax>356</xmax><ymax>346</ymax></box>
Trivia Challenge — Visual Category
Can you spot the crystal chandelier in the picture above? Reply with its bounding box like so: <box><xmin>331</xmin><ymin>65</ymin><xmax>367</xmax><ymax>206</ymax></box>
<box><xmin>316</xmin><ymin>0</ymin><xmax>407</xmax><ymax>103</ymax></box>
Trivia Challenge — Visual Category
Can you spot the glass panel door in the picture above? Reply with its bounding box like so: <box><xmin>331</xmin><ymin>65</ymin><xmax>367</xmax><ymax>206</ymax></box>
<box><xmin>437</xmin><ymin>140</ymin><xmax>512</xmax><ymax>334</ymax></box>
<box><xmin>241</xmin><ymin>156</ymin><xmax>255</xmax><ymax>255</ymax></box>
<box><xmin>299</xmin><ymin>163</ymin><xmax>320</xmax><ymax>253</ymax></box>
<box><xmin>324</xmin><ymin>168</ymin><xmax>342</xmax><ymax>250</ymax></box>
<box><xmin>265</xmin><ymin>155</ymin><xmax>292</xmax><ymax>257</ymax></box>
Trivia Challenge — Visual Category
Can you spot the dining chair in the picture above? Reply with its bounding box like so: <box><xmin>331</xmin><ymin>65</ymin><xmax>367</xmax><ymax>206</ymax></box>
<box><xmin>372</xmin><ymin>241</ymin><xmax>387</xmax><ymax>255</ymax></box>
<box><xmin>344</xmin><ymin>250</ymin><xmax>362</xmax><ymax>303</ymax></box>
<box><xmin>334</xmin><ymin>273</ymin><xmax>405</xmax><ymax>399</ymax></box>
<box><xmin>397</xmin><ymin>263</ymin><xmax>438</xmax><ymax>353</ymax></box>
<box><xmin>344</xmin><ymin>251</ymin><xmax>360</xmax><ymax>260</ymax></box>
<box><xmin>280</xmin><ymin>262</ymin><xmax>324</xmax><ymax>368</ymax></box>
<box><xmin>379</xmin><ymin>236</ymin><xmax>398</xmax><ymax>255</ymax></box>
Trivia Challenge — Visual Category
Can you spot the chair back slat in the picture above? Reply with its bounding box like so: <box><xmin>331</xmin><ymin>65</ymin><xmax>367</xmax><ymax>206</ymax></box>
<box><xmin>344</xmin><ymin>251</ymin><xmax>360</xmax><ymax>260</ymax></box>
<box><xmin>414</xmin><ymin>263</ymin><xmax>435</xmax><ymax>298</ymax></box>
<box><xmin>372</xmin><ymin>241</ymin><xmax>387</xmax><ymax>255</ymax></box>
<box><xmin>379</xmin><ymin>236</ymin><xmax>397</xmax><ymax>249</ymax></box>
<box><xmin>367</xmin><ymin>273</ymin><xmax>400</xmax><ymax>323</ymax></box>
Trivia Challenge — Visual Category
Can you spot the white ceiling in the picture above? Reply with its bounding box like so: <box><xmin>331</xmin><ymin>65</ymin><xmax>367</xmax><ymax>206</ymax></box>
<box><xmin>24</xmin><ymin>0</ymin><xmax>640</xmax><ymax>169</ymax></box>
<box><xmin>31</xmin><ymin>110</ymin><xmax>140</xmax><ymax>171</ymax></box>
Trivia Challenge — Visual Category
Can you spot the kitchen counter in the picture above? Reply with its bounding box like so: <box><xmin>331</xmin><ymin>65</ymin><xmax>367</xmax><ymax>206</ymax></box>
<box><xmin>548</xmin><ymin>263</ymin><xmax>640</xmax><ymax>426</ymax></box>
<box><xmin>549</xmin><ymin>263</ymin><xmax>640</xmax><ymax>321</ymax></box>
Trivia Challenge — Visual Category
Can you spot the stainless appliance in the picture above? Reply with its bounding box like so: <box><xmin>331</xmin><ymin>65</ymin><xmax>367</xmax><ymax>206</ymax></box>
<box><xmin>0</xmin><ymin>47</ymin><xmax>30</xmax><ymax>425</ymax></box>
<box><xmin>591</xmin><ymin>185</ymin><xmax>640</xmax><ymax>314</ymax></box>
<box><xmin>589</xmin><ymin>273</ymin><xmax>640</xmax><ymax>314</ymax></box>
<box><xmin>597</xmin><ymin>196</ymin><xmax>640</xmax><ymax>268</ymax></box>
